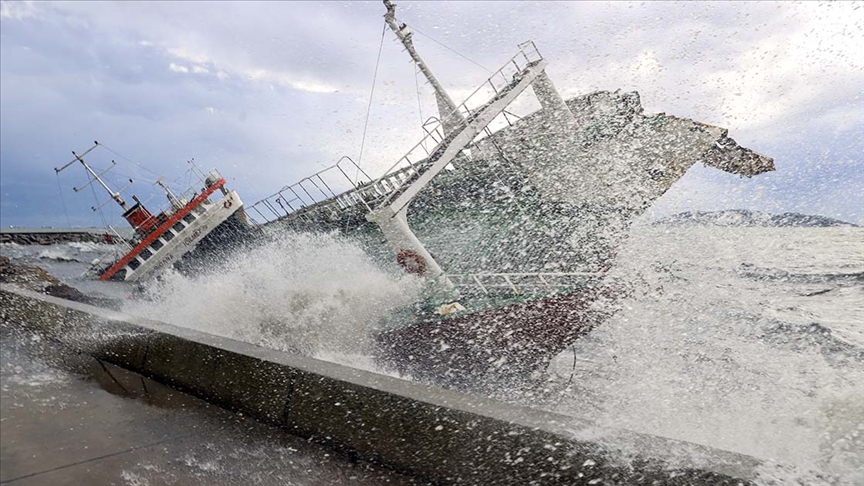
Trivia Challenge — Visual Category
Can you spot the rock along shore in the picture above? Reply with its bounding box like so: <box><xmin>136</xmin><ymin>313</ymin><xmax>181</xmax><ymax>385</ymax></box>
<box><xmin>0</xmin><ymin>256</ymin><xmax>117</xmax><ymax>307</ymax></box>
<box><xmin>0</xmin><ymin>229</ymin><xmax>120</xmax><ymax>246</ymax></box>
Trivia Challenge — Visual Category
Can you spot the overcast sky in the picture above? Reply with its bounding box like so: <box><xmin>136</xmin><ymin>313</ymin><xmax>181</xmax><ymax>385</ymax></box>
<box><xmin>1</xmin><ymin>0</ymin><xmax>861</xmax><ymax>228</ymax></box>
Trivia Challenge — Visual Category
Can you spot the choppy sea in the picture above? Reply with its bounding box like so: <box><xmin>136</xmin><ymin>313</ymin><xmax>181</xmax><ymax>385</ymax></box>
<box><xmin>2</xmin><ymin>225</ymin><xmax>862</xmax><ymax>484</ymax></box>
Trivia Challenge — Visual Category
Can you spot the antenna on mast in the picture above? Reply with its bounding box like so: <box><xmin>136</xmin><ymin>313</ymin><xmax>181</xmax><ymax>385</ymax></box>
<box><xmin>382</xmin><ymin>0</ymin><xmax>465</xmax><ymax>135</ymax></box>
<box><xmin>155</xmin><ymin>178</ymin><xmax>184</xmax><ymax>211</ymax></box>
<box><xmin>187</xmin><ymin>158</ymin><xmax>207</xmax><ymax>180</ymax></box>
<box><xmin>56</xmin><ymin>140</ymin><xmax>164</xmax><ymax>235</ymax></box>
<box><xmin>55</xmin><ymin>141</ymin><xmax>133</xmax><ymax>211</ymax></box>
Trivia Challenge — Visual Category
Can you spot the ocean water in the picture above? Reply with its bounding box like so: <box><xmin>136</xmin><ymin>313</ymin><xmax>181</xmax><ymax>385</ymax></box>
<box><xmin>0</xmin><ymin>233</ymin><xmax>424</xmax><ymax>373</ymax></box>
<box><xmin>0</xmin><ymin>241</ymin><xmax>133</xmax><ymax>299</ymax></box>
<box><xmin>541</xmin><ymin>226</ymin><xmax>864</xmax><ymax>485</ymax></box>
<box><xmin>124</xmin><ymin>232</ymin><xmax>424</xmax><ymax>371</ymax></box>
<box><xmin>2</xmin><ymin>225</ymin><xmax>862</xmax><ymax>483</ymax></box>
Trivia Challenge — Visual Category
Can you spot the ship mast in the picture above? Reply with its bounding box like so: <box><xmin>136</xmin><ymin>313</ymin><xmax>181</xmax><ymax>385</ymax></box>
<box><xmin>55</xmin><ymin>142</ymin><xmax>131</xmax><ymax>211</ymax></box>
<box><xmin>155</xmin><ymin>178</ymin><xmax>184</xmax><ymax>211</ymax></box>
<box><xmin>383</xmin><ymin>0</ymin><xmax>465</xmax><ymax>134</ymax></box>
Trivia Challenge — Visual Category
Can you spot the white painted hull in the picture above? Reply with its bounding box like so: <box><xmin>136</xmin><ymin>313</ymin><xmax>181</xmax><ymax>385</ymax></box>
<box><xmin>119</xmin><ymin>190</ymin><xmax>243</xmax><ymax>282</ymax></box>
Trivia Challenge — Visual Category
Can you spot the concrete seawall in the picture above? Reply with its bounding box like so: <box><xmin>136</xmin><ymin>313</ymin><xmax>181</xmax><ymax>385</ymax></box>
<box><xmin>0</xmin><ymin>284</ymin><xmax>761</xmax><ymax>485</ymax></box>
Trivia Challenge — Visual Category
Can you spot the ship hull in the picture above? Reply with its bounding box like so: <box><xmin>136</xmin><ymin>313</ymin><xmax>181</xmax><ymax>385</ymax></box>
<box><xmin>254</xmin><ymin>90</ymin><xmax>772</xmax><ymax>384</ymax></box>
<box><xmin>104</xmin><ymin>190</ymin><xmax>245</xmax><ymax>282</ymax></box>
<box><xmin>172</xmin><ymin>207</ymin><xmax>256</xmax><ymax>274</ymax></box>
<box><xmin>373</xmin><ymin>286</ymin><xmax>618</xmax><ymax>389</ymax></box>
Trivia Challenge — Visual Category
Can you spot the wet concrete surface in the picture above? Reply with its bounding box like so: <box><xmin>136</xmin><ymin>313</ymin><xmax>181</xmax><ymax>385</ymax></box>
<box><xmin>0</xmin><ymin>323</ymin><xmax>423</xmax><ymax>485</ymax></box>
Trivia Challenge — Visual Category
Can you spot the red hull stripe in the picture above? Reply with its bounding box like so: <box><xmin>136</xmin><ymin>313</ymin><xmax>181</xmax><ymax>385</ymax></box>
<box><xmin>99</xmin><ymin>178</ymin><xmax>227</xmax><ymax>281</ymax></box>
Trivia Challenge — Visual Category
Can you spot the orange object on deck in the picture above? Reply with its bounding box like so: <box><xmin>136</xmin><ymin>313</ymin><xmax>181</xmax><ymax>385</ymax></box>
<box><xmin>98</xmin><ymin>178</ymin><xmax>226</xmax><ymax>281</ymax></box>
<box><xmin>123</xmin><ymin>204</ymin><xmax>157</xmax><ymax>234</ymax></box>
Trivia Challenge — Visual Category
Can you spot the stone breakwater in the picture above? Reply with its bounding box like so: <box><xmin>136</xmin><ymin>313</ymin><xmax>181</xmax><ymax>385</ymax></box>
<box><xmin>0</xmin><ymin>229</ymin><xmax>120</xmax><ymax>245</ymax></box>
<box><xmin>0</xmin><ymin>256</ymin><xmax>117</xmax><ymax>307</ymax></box>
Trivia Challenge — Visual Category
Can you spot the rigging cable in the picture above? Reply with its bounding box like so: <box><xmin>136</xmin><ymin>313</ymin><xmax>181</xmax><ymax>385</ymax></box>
<box><xmin>98</xmin><ymin>142</ymin><xmax>164</xmax><ymax>181</ymax></box>
<box><xmin>408</xmin><ymin>24</ymin><xmax>493</xmax><ymax>74</ymax></box>
<box><xmin>406</xmin><ymin>22</ymin><xmax>526</xmax><ymax>133</ymax></box>
<box><xmin>414</xmin><ymin>65</ymin><xmax>424</xmax><ymax>137</ymax></box>
<box><xmin>355</xmin><ymin>23</ymin><xmax>387</xmax><ymax>183</ymax></box>
<box><xmin>55</xmin><ymin>172</ymin><xmax>73</xmax><ymax>228</ymax></box>
<box><xmin>88</xmin><ymin>176</ymin><xmax>110</xmax><ymax>230</ymax></box>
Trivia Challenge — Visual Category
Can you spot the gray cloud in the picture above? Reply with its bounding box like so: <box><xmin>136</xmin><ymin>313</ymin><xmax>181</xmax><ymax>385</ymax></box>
<box><xmin>1</xmin><ymin>0</ymin><xmax>862</xmax><ymax>227</ymax></box>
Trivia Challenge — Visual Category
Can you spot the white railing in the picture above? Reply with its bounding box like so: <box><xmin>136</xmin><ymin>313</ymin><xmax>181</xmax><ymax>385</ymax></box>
<box><xmin>369</xmin><ymin>41</ymin><xmax>544</xmax><ymax>201</ymax></box>
<box><xmin>248</xmin><ymin>41</ymin><xmax>544</xmax><ymax>226</ymax></box>
<box><xmin>246</xmin><ymin>156</ymin><xmax>375</xmax><ymax>224</ymax></box>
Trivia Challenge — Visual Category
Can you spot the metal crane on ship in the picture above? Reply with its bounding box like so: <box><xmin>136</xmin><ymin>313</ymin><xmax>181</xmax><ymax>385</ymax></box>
<box><xmin>369</xmin><ymin>0</ymin><xmax>579</xmax><ymax>296</ymax></box>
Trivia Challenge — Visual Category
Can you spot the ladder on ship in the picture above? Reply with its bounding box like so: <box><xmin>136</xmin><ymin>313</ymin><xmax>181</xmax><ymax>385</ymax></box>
<box><xmin>247</xmin><ymin>41</ymin><xmax>550</xmax><ymax>226</ymax></box>
<box><xmin>246</xmin><ymin>26</ymin><xmax>580</xmax><ymax>295</ymax></box>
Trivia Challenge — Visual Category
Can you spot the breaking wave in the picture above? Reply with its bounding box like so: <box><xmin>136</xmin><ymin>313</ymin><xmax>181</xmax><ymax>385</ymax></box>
<box><xmin>37</xmin><ymin>248</ymin><xmax>84</xmax><ymax>263</ymax></box>
<box><xmin>543</xmin><ymin>226</ymin><xmax>864</xmax><ymax>485</ymax></box>
<box><xmin>10</xmin><ymin>225</ymin><xmax>860</xmax><ymax>482</ymax></box>
<box><xmin>1</xmin><ymin>241</ymin><xmax>113</xmax><ymax>264</ymax></box>
<box><xmin>124</xmin><ymin>231</ymin><xmax>423</xmax><ymax>369</ymax></box>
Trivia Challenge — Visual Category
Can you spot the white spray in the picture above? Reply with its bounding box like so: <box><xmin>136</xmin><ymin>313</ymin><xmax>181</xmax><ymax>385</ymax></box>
<box><xmin>124</xmin><ymin>231</ymin><xmax>423</xmax><ymax>371</ymax></box>
<box><xmin>545</xmin><ymin>226</ymin><xmax>864</xmax><ymax>484</ymax></box>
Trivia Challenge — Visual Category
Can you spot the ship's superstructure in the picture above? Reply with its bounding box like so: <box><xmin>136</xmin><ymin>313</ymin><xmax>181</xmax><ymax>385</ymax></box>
<box><xmin>243</xmin><ymin>1</ymin><xmax>775</xmax><ymax>382</ymax></box>
<box><xmin>56</xmin><ymin>142</ymin><xmax>246</xmax><ymax>282</ymax></box>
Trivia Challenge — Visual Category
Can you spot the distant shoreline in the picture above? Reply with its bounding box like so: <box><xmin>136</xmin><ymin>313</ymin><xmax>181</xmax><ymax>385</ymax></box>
<box><xmin>654</xmin><ymin>209</ymin><xmax>859</xmax><ymax>228</ymax></box>
<box><xmin>0</xmin><ymin>227</ymin><xmax>128</xmax><ymax>245</ymax></box>
<box><xmin>1</xmin><ymin>227</ymin><xmax>117</xmax><ymax>234</ymax></box>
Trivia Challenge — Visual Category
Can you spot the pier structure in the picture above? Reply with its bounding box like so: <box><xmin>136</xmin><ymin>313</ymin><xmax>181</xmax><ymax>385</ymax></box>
<box><xmin>1</xmin><ymin>284</ymin><xmax>763</xmax><ymax>484</ymax></box>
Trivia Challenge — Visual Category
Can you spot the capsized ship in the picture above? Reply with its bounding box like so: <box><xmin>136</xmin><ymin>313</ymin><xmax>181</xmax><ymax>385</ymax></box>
<box><xmin>55</xmin><ymin>142</ymin><xmax>248</xmax><ymax>282</ymax></box>
<box><xmin>249</xmin><ymin>1</ymin><xmax>775</xmax><ymax>385</ymax></box>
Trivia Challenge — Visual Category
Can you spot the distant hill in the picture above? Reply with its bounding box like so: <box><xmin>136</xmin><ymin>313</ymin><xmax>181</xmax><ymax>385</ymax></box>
<box><xmin>655</xmin><ymin>210</ymin><xmax>859</xmax><ymax>228</ymax></box>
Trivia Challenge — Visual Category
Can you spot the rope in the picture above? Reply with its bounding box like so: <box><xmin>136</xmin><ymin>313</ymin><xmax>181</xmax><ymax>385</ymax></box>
<box><xmin>55</xmin><ymin>172</ymin><xmax>73</xmax><ymax>228</ymax></box>
<box><xmin>88</xmin><ymin>178</ymin><xmax>110</xmax><ymax>229</ymax></box>
<box><xmin>103</xmin><ymin>144</ymin><xmax>202</xmax><ymax>203</ymax></box>
<box><xmin>414</xmin><ymin>65</ymin><xmax>424</xmax><ymax>136</ymax></box>
<box><xmin>355</xmin><ymin>23</ymin><xmax>387</xmax><ymax>183</ymax></box>
<box><xmin>98</xmin><ymin>142</ymin><xmax>164</xmax><ymax>180</ymax></box>
<box><xmin>410</xmin><ymin>25</ymin><xmax>493</xmax><ymax>74</ymax></box>
<box><xmin>97</xmin><ymin>143</ymin><xmax>192</xmax><ymax>198</ymax></box>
